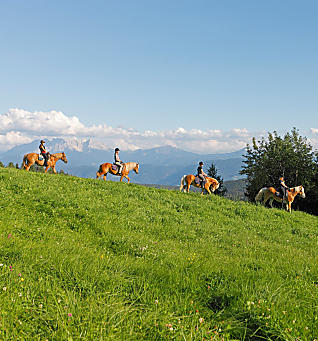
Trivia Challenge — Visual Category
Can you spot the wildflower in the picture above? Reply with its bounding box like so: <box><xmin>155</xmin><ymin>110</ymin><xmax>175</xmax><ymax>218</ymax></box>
<box><xmin>196</xmin><ymin>309</ymin><xmax>199</xmax><ymax>313</ymax></box>
<box><xmin>18</xmin><ymin>292</ymin><xmax>22</xmax><ymax>297</ymax></box>
<box><xmin>165</xmin><ymin>323</ymin><xmax>172</xmax><ymax>329</ymax></box>
<box><xmin>39</xmin><ymin>304</ymin><xmax>43</xmax><ymax>308</ymax></box>
<box><xmin>20</xmin><ymin>278</ymin><xmax>24</xmax><ymax>282</ymax></box>
<box><xmin>8</xmin><ymin>234</ymin><xmax>12</xmax><ymax>238</ymax></box>
<box><xmin>68</xmin><ymin>313</ymin><xmax>72</xmax><ymax>317</ymax></box>
<box><xmin>199</xmin><ymin>317</ymin><xmax>204</xmax><ymax>324</ymax></box>
<box><xmin>0</xmin><ymin>264</ymin><xmax>4</xmax><ymax>267</ymax></box>
<box><xmin>3</xmin><ymin>287</ymin><xmax>7</xmax><ymax>291</ymax></box>
<box><xmin>154</xmin><ymin>299</ymin><xmax>158</xmax><ymax>304</ymax></box>
<box><xmin>207</xmin><ymin>285</ymin><xmax>211</xmax><ymax>290</ymax></box>
<box><xmin>18</xmin><ymin>273</ymin><xmax>21</xmax><ymax>277</ymax></box>
<box><xmin>283</xmin><ymin>311</ymin><xmax>286</xmax><ymax>314</ymax></box>
<box><xmin>58</xmin><ymin>299</ymin><xmax>61</xmax><ymax>303</ymax></box>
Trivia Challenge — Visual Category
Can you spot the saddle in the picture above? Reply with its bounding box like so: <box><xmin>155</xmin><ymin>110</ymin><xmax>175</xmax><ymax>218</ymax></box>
<box><xmin>112</xmin><ymin>164</ymin><xmax>119</xmax><ymax>172</ymax></box>
<box><xmin>274</xmin><ymin>188</ymin><xmax>288</xmax><ymax>198</ymax></box>
<box><xmin>194</xmin><ymin>176</ymin><xmax>206</xmax><ymax>185</ymax></box>
<box><xmin>194</xmin><ymin>176</ymin><xmax>201</xmax><ymax>185</ymax></box>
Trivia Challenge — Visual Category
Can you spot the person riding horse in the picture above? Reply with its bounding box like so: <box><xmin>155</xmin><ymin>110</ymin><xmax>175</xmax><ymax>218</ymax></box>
<box><xmin>39</xmin><ymin>140</ymin><xmax>50</xmax><ymax>166</ymax></box>
<box><xmin>197</xmin><ymin>161</ymin><xmax>207</xmax><ymax>189</ymax></box>
<box><xmin>114</xmin><ymin>148</ymin><xmax>124</xmax><ymax>175</ymax></box>
<box><xmin>279</xmin><ymin>176</ymin><xmax>289</xmax><ymax>199</ymax></box>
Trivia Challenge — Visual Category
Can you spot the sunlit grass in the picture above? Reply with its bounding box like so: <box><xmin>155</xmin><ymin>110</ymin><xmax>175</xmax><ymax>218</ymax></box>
<box><xmin>0</xmin><ymin>167</ymin><xmax>317</xmax><ymax>340</ymax></box>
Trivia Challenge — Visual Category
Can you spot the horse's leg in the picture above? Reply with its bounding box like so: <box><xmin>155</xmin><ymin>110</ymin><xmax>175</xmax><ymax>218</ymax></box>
<box><xmin>186</xmin><ymin>182</ymin><xmax>191</xmax><ymax>193</ymax></box>
<box><xmin>205</xmin><ymin>183</ymin><xmax>211</xmax><ymax>195</ymax></box>
<box><xmin>123</xmin><ymin>175</ymin><xmax>130</xmax><ymax>183</ymax></box>
<box><xmin>44</xmin><ymin>166</ymin><xmax>49</xmax><ymax>173</ymax></box>
<box><xmin>269</xmin><ymin>198</ymin><xmax>274</xmax><ymax>208</ymax></box>
<box><xmin>53</xmin><ymin>166</ymin><xmax>57</xmax><ymax>174</ymax></box>
<box><xmin>287</xmin><ymin>202</ymin><xmax>291</xmax><ymax>213</ymax></box>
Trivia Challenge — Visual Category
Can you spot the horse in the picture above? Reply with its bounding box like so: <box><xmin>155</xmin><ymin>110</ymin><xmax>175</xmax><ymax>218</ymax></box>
<box><xmin>22</xmin><ymin>152</ymin><xmax>68</xmax><ymax>174</ymax></box>
<box><xmin>255</xmin><ymin>185</ymin><xmax>306</xmax><ymax>213</ymax></box>
<box><xmin>179</xmin><ymin>174</ymin><xmax>219</xmax><ymax>195</ymax></box>
<box><xmin>96</xmin><ymin>162</ymin><xmax>139</xmax><ymax>183</ymax></box>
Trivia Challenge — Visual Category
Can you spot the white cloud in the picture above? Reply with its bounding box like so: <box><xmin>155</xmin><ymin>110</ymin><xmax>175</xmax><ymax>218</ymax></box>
<box><xmin>0</xmin><ymin>108</ymin><xmax>265</xmax><ymax>153</ymax></box>
<box><xmin>0</xmin><ymin>131</ymin><xmax>33</xmax><ymax>152</ymax></box>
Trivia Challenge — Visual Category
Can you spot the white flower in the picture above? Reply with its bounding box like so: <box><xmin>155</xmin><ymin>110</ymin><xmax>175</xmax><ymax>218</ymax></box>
<box><xmin>3</xmin><ymin>287</ymin><xmax>7</xmax><ymax>291</ymax></box>
<box><xmin>0</xmin><ymin>264</ymin><xmax>4</xmax><ymax>267</ymax></box>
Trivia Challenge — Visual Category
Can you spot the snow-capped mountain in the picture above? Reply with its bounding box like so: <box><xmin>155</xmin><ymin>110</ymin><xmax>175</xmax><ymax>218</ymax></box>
<box><xmin>0</xmin><ymin>138</ymin><xmax>245</xmax><ymax>184</ymax></box>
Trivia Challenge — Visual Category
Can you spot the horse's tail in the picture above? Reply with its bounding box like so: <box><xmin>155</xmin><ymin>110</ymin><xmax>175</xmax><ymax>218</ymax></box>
<box><xmin>22</xmin><ymin>154</ymin><xmax>28</xmax><ymax>169</ymax></box>
<box><xmin>96</xmin><ymin>164</ymin><xmax>103</xmax><ymax>178</ymax></box>
<box><xmin>179</xmin><ymin>175</ymin><xmax>187</xmax><ymax>191</ymax></box>
<box><xmin>255</xmin><ymin>188</ymin><xmax>267</xmax><ymax>203</ymax></box>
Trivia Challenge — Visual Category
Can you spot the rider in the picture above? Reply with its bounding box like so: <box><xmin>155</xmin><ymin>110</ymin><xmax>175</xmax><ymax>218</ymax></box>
<box><xmin>114</xmin><ymin>147</ymin><xmax>124</xmax><ymax>175</ymax></box>
<box><xmin>197</xmin><ymin>161</ymin><xmax>207</xmax><ymax>189</ymax></box>
<box><xmin>39</xmin><ymin>140</ymin><xmax>50</xmax><ymax>167</ymax></box>
<box><xmin>279</xmin><ymin>176</ymin><xmax>289</xmax><ymax>199</ymax></box>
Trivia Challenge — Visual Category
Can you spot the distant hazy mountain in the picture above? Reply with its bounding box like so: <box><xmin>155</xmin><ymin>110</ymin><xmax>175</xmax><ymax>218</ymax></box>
<box><xmin>0</xmin><ymin>138</ymin><xmax>246</xmax><ymax>184</ymax></box>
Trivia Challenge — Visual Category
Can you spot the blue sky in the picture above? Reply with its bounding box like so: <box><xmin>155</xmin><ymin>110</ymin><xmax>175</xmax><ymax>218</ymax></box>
<box><xmin>0</xmin><ymin>1</ymin><xmax>318</xmax><ymax>152</ymax></box>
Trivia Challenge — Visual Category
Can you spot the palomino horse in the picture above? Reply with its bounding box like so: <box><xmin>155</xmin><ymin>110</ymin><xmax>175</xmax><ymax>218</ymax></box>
<box><xmin>22</xmin><ymin>152</ymin><xmax>68</xmax><ymax>174</ymax></box>
<box><xmin>179</xmin><ymin>175</ymin><xmax>219</xmax><ymax>195</ymax></box>
<box><xmin>255</xmin><ymin>186</ymin><xmax>306</xmax><ymax>213</ymax></box>
<box><xmin>96</xmin><ymin>162</ymin><xmax>139</xmax><ymax>183</ymax></box>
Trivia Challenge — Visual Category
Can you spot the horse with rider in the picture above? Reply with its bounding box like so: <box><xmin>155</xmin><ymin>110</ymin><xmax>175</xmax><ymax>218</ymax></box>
<box><xmin>255</xmin><ymin>176</ymin><xmax>306</xmax><ymax>213</ymax></box>
<box><xmin>22</xmin><ymin>140</ymin><xmax>68</xmax><ymax>173</ymax></box>
<box><xmin>96</xmin><ymin>147</ymin><xmax>139</xmax><ymax>183</ymax></box>
<box><xmin>180</xmin><ymin>161</ymin><xmax>220</xmax><ymax>195</ymax></box>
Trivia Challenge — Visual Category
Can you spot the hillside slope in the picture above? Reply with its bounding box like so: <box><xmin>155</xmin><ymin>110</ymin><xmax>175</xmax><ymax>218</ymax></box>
<box><xmin>0</xmin><ymin>168</ymin><xmax>317</xmax><ymax>340</ymax></box>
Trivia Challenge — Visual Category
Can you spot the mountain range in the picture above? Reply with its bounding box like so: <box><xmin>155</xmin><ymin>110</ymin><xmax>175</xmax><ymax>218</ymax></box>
<box><xmin>0</xmin><ymin>138</ymin><xmax>246</xmax><ymax>185</ymax></box>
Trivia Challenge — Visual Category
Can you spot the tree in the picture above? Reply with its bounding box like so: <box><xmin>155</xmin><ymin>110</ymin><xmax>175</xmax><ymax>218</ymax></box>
<box><xmin>240</xmin><ymin>128</ymin><xmax>317</xmax><ymax>212</ymax></box>
<box><xmin>0</xmin><ymin>161</ymin><xmax>4</xmax><ymax>167</ymax></box>
<box><xmin>7</xmin><ymin>162</ymin><xmax>15</xmax><ymax>168</ymax></box>
<box><xmin>207</xmin><ymin>163</ymin><xmax>227</xmax><ymax>196</ymax></box>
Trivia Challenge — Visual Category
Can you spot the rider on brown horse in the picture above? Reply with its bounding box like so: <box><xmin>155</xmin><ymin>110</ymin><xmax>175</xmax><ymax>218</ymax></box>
<box><xmin>278</xmin><ymin>176</ymin><xmax>289</xmax><ymax>199</ymax></box>
<box><xmin>114</xmin><ymin>148</ymin><xmax>124</xmax><ymax>175</ymax></box>
<box><xmin>197</xmin><ymin>161</ymin><xmax>207</xmax><ymax>189</ymax></box>
<box><xmin>39</xmin><ymin>140</ymin><xmax>50</xmax><ymax>167</ymax></box>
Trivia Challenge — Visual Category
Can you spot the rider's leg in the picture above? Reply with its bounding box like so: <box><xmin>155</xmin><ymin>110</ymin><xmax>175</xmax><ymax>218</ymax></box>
<box><xmin>114</xmin><ymin>162</ymin><xmax>122</xmax><ymax>174</ymax></box>
<box><xmin>198</xmin><ymin>174</ymin><xmax>205</xmax><ymax>189</ymax></box>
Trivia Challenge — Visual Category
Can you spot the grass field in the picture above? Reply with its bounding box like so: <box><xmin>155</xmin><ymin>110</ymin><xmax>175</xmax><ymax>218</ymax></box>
<box><xmin>0</xmin><ymin>167</ymin><xmax>318</xmax><ymax>340</ymax></box>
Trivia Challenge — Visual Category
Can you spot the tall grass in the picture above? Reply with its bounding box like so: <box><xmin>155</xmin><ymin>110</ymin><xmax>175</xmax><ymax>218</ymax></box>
<box><xmin>0</xmin><ymin>168</ymin><xmax>317</xmax><ymax>340</ymax></box>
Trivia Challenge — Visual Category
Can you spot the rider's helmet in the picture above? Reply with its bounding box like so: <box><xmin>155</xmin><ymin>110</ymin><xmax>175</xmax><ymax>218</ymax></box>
<box><xmin>40</xmin><ymin>140</ymin><xmax>45</xmax><ymax>144</ymax></box>
<box><xmin>279</xmin><ymin>176</ymin><xmax>284</xmax><ymax>181</ymax></box>
<box><xmin>115</xmin><ymin>147</ymin><xmax>120</xmax><ymax>152</ymax></box>
<box><xmin>199</xmin><ymin>161</ymin><xmax>204</xmax><ymax>165</ymax></box>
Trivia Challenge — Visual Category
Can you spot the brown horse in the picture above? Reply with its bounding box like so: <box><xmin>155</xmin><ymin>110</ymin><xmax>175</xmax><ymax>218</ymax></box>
<box><xmin>22</xmin><ymin>152</ymin><xmax>68</xmax><ymax>174</ymax></box>
<box><xmin>255</xmin><ymin>185</ymin><xmax>306</xmax><ymax>213</ymax></box>
<box><xmin>179</xmin><ymin>174</ymin><xmax>219</xmax><ymax>195</ymax></box>
<box><xmin>96</xmin><ymin>162</ymin><xmax>139</xmax><ymax>183</ymax></box>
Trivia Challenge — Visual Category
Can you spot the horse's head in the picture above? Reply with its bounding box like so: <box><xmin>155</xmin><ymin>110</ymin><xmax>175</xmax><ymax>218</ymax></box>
<box><xmin>61</xmin><ymin>152</ymin><xmax>68</xmax><ymax>164</ymax></box>
<box><xmin>299</xmin><ymin>185</ymin><xmax>306</xmax><ymax>198</ymax></box>
<box><xmin>134</xmin><ymin>163</ymin><xmax>139</xmax><ymax>174</ymax></box>
<box><xmin>209</xmin><ymin>178</ymin><xmax>219</xmax><ymax>192</ymax></box>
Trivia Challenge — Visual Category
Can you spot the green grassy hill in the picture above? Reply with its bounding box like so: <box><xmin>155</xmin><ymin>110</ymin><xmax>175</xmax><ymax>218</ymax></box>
<box><xmin>0</xmin><ymin>168</ymin><xmax>318</xmax><ymax>340</ymax></box>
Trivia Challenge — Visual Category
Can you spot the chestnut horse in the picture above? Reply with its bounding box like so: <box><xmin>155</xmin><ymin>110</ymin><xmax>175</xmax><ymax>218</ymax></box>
<box><xmin>255</xmin><ymin>185</ymin><xmax>306</xmax><ymax>213</ymax></box>
<box><xmin>179</xmin><ymin>174</ymin><xmax>219</xmax><ymax>195</ymax></box>
<box><xmin>22</xmin><ymin>152</ymin><xmax>68</xmax><ymax>174</ymax></box>
<box><xmin>96</xmin><ymin>162</ymin><xmax>139</xmax><ymax>183</ymax></box>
